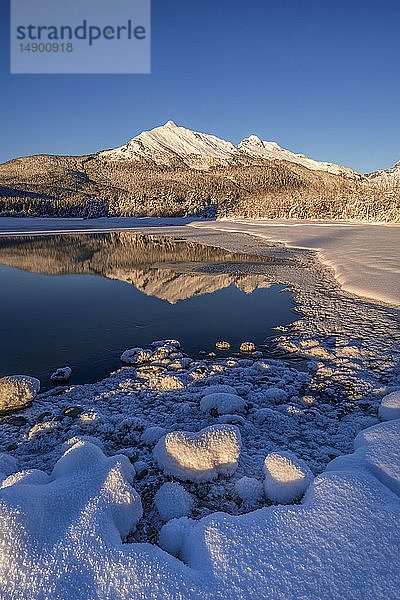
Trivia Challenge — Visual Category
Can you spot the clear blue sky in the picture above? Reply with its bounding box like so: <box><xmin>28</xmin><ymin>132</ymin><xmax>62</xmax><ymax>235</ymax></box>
<box><xmin>1</xmin><ymin>0</ymin><xmax>399</xmax><ymax>173</ymax></box>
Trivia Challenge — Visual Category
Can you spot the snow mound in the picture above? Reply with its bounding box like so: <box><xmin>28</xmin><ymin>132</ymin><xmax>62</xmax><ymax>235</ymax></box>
<box><xmin>50</xmin><ymin>366</ymin><xmax>72</xmax><ymax>383</ymax></box>
<box><xmin>159</xmin><ymin>468</ymin><xmax>400</xmax><ymax>598</ymax></box>
<box><xmin>378</xmin><ymin>391</ymin><xmax>400</xmax><ymax>421</ymax></box>
<box><xmin>0</xmin><ymin>375</ymin><xmax>40</xmax><ymax>414</ymax></box>
<box><xmin>263</xmin><ymin>451</ymin><xmax>313</xmax><ymax>503</ymax></box>
<box><xmin>154</xmin><ymin>482</ymin><xmax>193</xmax><ymax>522</ymax></box>
<box><xmin>327</xmin><ymin>418</ymin><xmax>400</xmax><ymax>498</ymax></box>
<box><xmin>234</xmin><ymin>476</ymin><xmax>264</xmax><ymax>507</ymax></box>
<box><xmin>153</xmin><ymin>425</ymin><xmax>241</xmax><ymax>481</ymax></box>
<box><xmin>200</xmin><ymin>392</ymin><xmax>245</xmax><ymax>415</ymax></box>
<box><xmin>120</xmin><ymin>347</ymin><xmax>152</xmax><ymax>365</ymax></box>
<box><xmin>141</xmin><ymin>426</ymin><xmax>166</xmax><ymax>446</ymax></box>
<box><xmin>0</xmin><ymin>440</ymin><xmax>145</xmax><ymax>598</ymax></box>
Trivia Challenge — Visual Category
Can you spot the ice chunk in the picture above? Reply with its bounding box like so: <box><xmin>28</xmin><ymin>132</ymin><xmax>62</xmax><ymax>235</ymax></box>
<box><xmin>50</xmin><ymin>366</ymin><xmax>72</xmax><ymax>383</ymax></box>
<box><xmin>200</xmin><ymin>392</ymin><xmax>245</xmax><ymax>415</ymax></box>
<box><xmin>154</xmin><ymin>482</ymin><xmax>193</xmax><ymax>522</ymax></box>
<box><xmin>263</xmin><ymin>451</ymin><xmax>313</xmax><ymax>503</ymax></box>
<box><xmin>0</xmin><ymin>375</ymin><xmax>40</xmax><ymax>414</ymax></box>
<box><xmin>378</xmin><ymin>391</ymin><xmax>400</xmax><ymax>421</ymax></box>
<box><xmin>153</xmin><ymin>424</ymin><xmax>241</xmax><ymax>482</ymax></box>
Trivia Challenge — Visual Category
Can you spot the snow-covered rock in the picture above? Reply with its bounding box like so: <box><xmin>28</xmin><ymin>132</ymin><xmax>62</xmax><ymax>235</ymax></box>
<box><xmin>141</xmin><ymin>426</ymin><xmax>166</xmax><ymax>446</ymax></box>
<box><xmin>216</xmin><ymin>341</ymin><xmax>230</xmax><ymax>350</ymax></box>
<box><xmin>263</xmin><ymin>451</ymin><xmax>313</xmax><ymax>504</ymax></box>
<box><xmin>120</xmin><ymin>347</ymin><xmax>152</xmax><ymax>365</ymax></box>
<box><xmin>263</xmin><ymin>387</ymin><xmax>288</xmax><ymax>404</ymax></box>
<box><xmin>240</xmin><ymin>341</ymin><xmax>256</xmax><ymax>353</ymax></box>
<box><xmin>151</xmin><ymin>339</ymin><xmax>181</xmax><ymax>349</ymax></box>
<box><xmin>0</xmin><ymin>375</ymin><xmax>40</xmax><ymax>414</ymax></box>
<box><xmin>218</xmin><ymin>414</ymin><xmax>246</xmax><ymax>426</ymax></box>
<box><xmin>154</xmin><ymin>482</ymin><xmax>193</xmax><ymax>522</ymax></box>
<box><xmin>199</xmin><ymin>384</ymin><xmax>237</xmax><ymax>396</ymax></box>
<box><xmin>50</xmin><ymin>366</ymin><xmax>72</xmax><ymax>384</ymax></box>
<box><xmin>153</xmin><ymin>425</ymin><xmax>241</xmax><ymax>482</ymax></box>
<box><xmin>200</xmin><ymin>392</ymin><xmax>245</xmax><ymax>415</ymax></box>
<box><xmin>234</xmin><ymin>476</ymin><xmax>264</xmax><ymax>507</ymax></box>
<box><xmin>378</xmin><ymin>391</ymin><xmax>400</xmax><ymax>421</ymax></box>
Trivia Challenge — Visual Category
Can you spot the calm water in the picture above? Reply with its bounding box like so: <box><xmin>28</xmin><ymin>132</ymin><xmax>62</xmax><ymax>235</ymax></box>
<box><xmin>0</xmin><ymin>233</ymin><xmax>296</xmax><ymax>388</ymax></box>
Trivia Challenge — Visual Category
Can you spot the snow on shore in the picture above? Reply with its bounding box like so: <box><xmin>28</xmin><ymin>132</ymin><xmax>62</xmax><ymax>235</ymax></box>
<box><xmin>0</xmin><ymin>372</ymin><xmax>399</xmax><ymax>599</ymax></box>
<box><xmin>190</xmin><ymin>219</ymin><xmax>400</xmax><ymax>307</ymax></box>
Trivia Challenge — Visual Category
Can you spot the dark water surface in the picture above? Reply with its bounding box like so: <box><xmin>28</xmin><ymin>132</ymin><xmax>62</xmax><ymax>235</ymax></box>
<box><xmin>0</xmin><ymin>233</ymin><xmax>296</xmax><ymax>388</ymax></box>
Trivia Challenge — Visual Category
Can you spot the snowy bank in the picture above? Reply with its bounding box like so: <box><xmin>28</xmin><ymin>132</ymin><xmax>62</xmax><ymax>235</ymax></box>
<box><xmin>190</xmin><ymin>219</ymin><xmax>400</xmax><ymax>306</ymax></box>
<box><xmin>0</xmin><ymin>360</ymin><xmax>399</xmax><ymax>598</ymax></box>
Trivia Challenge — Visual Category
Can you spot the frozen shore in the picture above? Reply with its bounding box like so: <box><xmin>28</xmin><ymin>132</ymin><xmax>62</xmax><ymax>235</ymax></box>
<box><xmin>0</xmin><ymin>217</ymin><xmax>399</xmax><ymax>598</ymax></box>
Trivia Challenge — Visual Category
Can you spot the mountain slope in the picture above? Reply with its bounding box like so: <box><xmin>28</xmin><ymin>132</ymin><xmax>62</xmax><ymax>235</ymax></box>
<box><xmin>366</xmin><ymin>160</ymin><xmax>400</xmax><ymax>185</ymax></box>
<box><xmin>0</xmin><ymin>121</ymin><xmax>398</xmax><ymax>222</ymax></box>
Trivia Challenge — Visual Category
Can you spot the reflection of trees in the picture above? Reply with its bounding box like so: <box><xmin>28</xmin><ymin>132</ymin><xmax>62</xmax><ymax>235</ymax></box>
<box><xmin>0</xmin><ymin>233</ymin><xmax>276</xmax><ymax>303</ymax></box>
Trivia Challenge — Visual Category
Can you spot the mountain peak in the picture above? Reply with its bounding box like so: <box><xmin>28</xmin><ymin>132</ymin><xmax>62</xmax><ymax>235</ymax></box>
<box><xmin>244</xmin><ymin>135</ymin><xmax>263</xmax><ymax>146</ymax></box>
<box><xmin>99</xmin><ymin>121</ymin><xmax>360</xmax><ymax>178</ymax></box>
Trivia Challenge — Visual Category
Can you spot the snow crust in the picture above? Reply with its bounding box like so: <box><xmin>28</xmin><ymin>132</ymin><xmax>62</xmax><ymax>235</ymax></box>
<box><xmin>153</xmin><ymin>425</ymin><xmax>241</xmax><ymax>481</ymax></box>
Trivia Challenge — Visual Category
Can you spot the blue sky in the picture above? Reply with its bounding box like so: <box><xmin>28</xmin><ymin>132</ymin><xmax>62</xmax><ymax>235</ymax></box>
<box><xmin>1</xmin><ymin>0</ymin><xmax>399</xmax><ymax>172</ymax></box>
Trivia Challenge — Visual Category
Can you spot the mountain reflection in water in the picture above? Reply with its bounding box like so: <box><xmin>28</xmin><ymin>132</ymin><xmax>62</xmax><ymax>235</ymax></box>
<box><xmin>0</xmin><ymin>233</ymin><xmax>295</xmax><ymax>387</ymax></box>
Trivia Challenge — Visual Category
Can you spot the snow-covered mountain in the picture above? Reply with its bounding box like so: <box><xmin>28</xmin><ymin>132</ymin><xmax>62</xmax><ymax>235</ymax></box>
<box><xmin>100</xmin><ymin>121</ymin><xmax>360</xmax><ymax>178</ymax></box>
<box><xmin>366</xmin><ymin>160</ymin><xmax>400</xmax><ymax>185</ymax></box>
<box><xmin>237</xmin><ymin>135</ymin><xmax>359</xmax><ymax>177</ymax></box>
<box><xmin>100</xmin><ymin>120</ymin><xmax>240</xmax><ymax>169</ymax></box>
